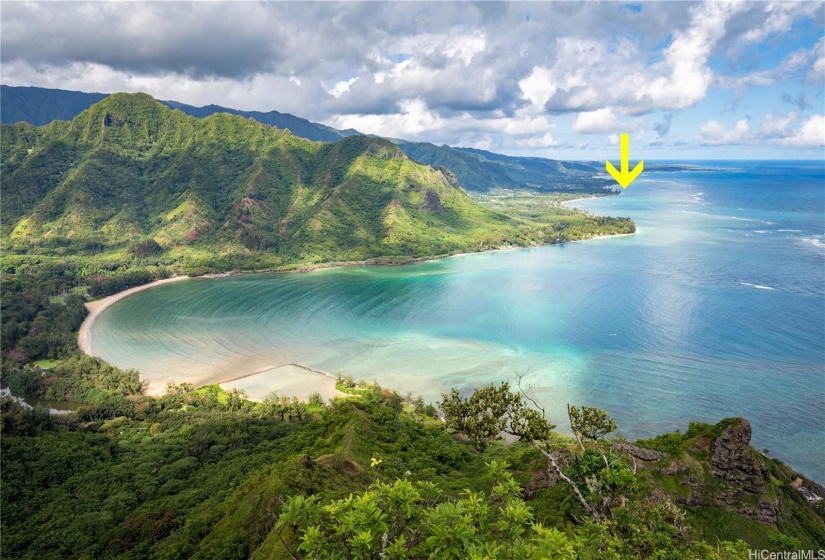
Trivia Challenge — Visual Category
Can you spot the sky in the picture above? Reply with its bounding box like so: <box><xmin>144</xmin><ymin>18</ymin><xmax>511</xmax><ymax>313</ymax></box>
<box><xmin>2</xmin><ymin>1</ymin><xmax>823</xmax><ymax>160</ymax></box>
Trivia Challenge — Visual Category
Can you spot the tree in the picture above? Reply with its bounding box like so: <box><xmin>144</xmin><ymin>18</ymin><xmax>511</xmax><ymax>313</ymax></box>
<box><xmin>439</xmin><ymin>382</ymin><xmax>555</xmax><ymax>452</ymax></box>
<box><xmin>568</xmin><ymin>404</ymin><xmax>617</xmax><ymax>451</ymax></box>
<box><xmin>441</xmin><ymin>379</ymin><xmax>637</xmax><ymax>524</ymax></box>
<box><xmin>568</xmin><ymin>404</ymin><xmax>617</xmax><ymax>467</ymax></box>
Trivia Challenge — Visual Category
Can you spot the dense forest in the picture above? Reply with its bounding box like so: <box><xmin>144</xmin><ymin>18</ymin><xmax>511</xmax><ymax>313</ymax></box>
<box><xmin>3</xmin><ymin>377</ymin><xmax>824</xmax><ymax>558</ymax></box>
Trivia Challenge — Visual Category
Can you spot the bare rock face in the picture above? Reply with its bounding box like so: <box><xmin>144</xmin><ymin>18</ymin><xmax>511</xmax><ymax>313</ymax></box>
<box><xmin>709</xmin><ymin>418</ymin><xmax>777</xmax><ymax>523</ymax></box>
<box><xmin>613</xmin><ymin>444</ymin><xmax>665</xmax><ymax>462</ymax></box>
<box><xmin>437</xmin><ymin>166</ymin><xmax>461</xmax><ymax>189</ymax></box>
<box><xmin>710</xmin><ymin>418</ymin><xmax>766</xmax><ymax>491</ymax></box>
<box><xmin>421</xmin><ymin>190</ymin><xmax>445</xmax><ymax>212</ymax></box>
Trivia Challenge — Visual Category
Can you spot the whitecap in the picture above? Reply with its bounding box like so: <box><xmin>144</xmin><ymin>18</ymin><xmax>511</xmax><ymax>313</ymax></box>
<box><xmin>799</xmin><ymin>236</ymin><xmax>825</xmax><ymax>248</ymax></box>
<box><xmin>739</xmin><ymin>281</ymin><xmax>775</xmax><ymax>291</ymax></box>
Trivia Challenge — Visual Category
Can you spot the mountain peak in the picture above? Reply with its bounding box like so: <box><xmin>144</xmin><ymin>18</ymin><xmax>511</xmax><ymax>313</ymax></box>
<box><xmin>72</xmin><ymin>93</ymin><xmax>173</xmax><ymax>151</ymax></box>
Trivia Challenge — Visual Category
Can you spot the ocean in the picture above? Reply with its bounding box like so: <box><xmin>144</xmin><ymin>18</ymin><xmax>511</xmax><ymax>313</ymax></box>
<box><xmin>90</xmin><ymin>160</ymin><xmax>825</xmax><ymax>479</ymax></box>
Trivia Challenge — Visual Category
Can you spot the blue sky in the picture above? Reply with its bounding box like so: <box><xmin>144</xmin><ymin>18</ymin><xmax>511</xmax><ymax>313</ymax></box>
<box><xmin>2</xmin><ymin>1</ymin><xmax>823</xmax><ymax>159</ymax></box>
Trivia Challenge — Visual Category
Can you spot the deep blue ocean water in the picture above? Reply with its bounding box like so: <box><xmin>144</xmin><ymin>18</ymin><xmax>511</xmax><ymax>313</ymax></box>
<box><xmin>92</xmin><ymin>160</ymin><xmax>825</xmax><ymax>479</ymax></box>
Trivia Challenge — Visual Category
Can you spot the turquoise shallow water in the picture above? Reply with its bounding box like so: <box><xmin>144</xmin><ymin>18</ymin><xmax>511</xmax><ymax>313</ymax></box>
<box><xmin>91</xmin><ymin>161</ymin><xmax>825</xmax><ymax>479</ymax></box>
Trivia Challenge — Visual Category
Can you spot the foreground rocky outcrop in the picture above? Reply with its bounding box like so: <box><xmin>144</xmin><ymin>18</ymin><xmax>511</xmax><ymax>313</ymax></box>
<box><xmin>707</xmin><ymin>417</ymin><xmax>778</xmax><ymax>523</ymax></box>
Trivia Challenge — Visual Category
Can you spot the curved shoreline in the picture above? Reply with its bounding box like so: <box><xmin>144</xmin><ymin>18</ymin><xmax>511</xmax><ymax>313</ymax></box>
<box><xmin>77</xmin><ymin>276</ymin><xmax>191</xmax><ymax>355</ymax></box>
<box><xmin>76</xmin><ymin>230</ymin><xmax>636</xmax><ymax>397</ymax></box>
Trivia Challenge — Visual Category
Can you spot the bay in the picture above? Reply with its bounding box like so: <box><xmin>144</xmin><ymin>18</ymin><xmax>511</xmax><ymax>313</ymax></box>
<box><xmin>90</xmin><ymin>160</ymin><xmax>825</xmax><ymax>480</ymax></box>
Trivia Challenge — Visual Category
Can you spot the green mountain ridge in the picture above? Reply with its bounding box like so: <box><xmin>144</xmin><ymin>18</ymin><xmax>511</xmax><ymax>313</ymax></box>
<box><xmin>1</xmin><ymin>85</ymin><xmax>610</xmax><ymax>194</ymax></box>
<box><xmin>397</xmin><ymin>141</ymin><xmax>607</xmax><ymax>192</ymax></box>
<box><xmin>2</xmin><ymin>93</ymin><xmax>527</xmax><ymax>265</ymax></box>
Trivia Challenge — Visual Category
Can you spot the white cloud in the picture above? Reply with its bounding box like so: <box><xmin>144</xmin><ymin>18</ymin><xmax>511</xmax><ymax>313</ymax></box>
<box><xmin>519</xmin><ymin>66</ymin><xmax>557</xmax><ymax>107</ymax></box>
<box><xmin>515</xmin><ymin>133</ymin><xmax>557</xmax><ymax>148</ymax></box>
<box><xmin>741</xmin><ymin>1</ymin><xmax>821</xmax><ymax>44</ymax></box>
<box><xmin>535</xmin><ymin>2</ymin><xmax>748</xmax><ymax>116</ymax></box>
<box><xmin>572</xmin><ymin>108</ymin><xmax>617</xmax><ymax>133</ymax></box>
<box><xmin>327</xmin><ymin>98</ymin><xmax>442</xmax><ymax>138</ymax></box>
<box><xmin>779</xmin><ymin>114</ymin><xmax>825</xmax><ymax>146</ymax></box>
<box><xmin>501</xmin><ymin>111</ymin><xmax>556</xmax><ymax>135</ymax></box>
<box><xmin>392</xmin><ymin>32</ymin><xmax>486</xmax><ymax>66</ymax></box>
<box><xmin>607</xmin><ymin>134</ymin><xmax>619</xmax><ymax>146</ymax></box>
<box><xmin>640</xmin><ymin>1</ymin><xmax>744</xmax><ymax>111</ymax></box>
<box><xmin>1</xmin><ymin>1</ymin><xmax>822</xmax><ymax>157</ymax></box>
<box><xmin>717</xmin><ymin>36</ymin><xmax>825</xmax><ymax>90</ymax></box>
<box><xmin>700</xmin><ymin>113</ymin><xmax>825</xmax><ymax>147</ymax></box>
<box><xmin>328</xmin><ymin>77</ymin><xmax>359</xmax><ymax>98</ymax></box>
<box><xmin>759</xmin><ymin>112</ymin><xmax>798</xmax><ymax>137</ymax></box>
<box><xmin>805</xmin><ymin>37</ymin><xmax>825</xmax><ymax>84</ymax></box>
<box><xmin>699</xmin><ymin>118</ymin><xmax>750</xmax><ymax>144</ymax></box>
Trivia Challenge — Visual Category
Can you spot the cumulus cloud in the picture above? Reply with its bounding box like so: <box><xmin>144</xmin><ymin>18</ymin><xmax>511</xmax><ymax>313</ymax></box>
<box><xmin>759</xmin><ymin>112</ymin><xmax>798</xmax><ymax>138</ymax></box>
<box><xmin>700</xmin><ymin>113</ymin><xmax>825</xmax><ymax>146</ymax></box>
<box><xmin>779</xmin><ymin>114</ymin><xmax>825</xmax><ymax>146</ymax></box>
<box><xmin>805</xmin><ymin>37</ymin><xmax>825</xmax><ymax>84</ymax></box>
<box><xmin>537</xmin><ymin>2</ymin><xmax>747</xmax><ymax>116</ymax></box>
<box><xmin>699</xmin><ymin>119</ymin><xmax>750</xmax><ymax>144</ymax></box>
<box><xmin>0</xmin><ymin>2</ymin><xmax>284</xmax><ymax>79</ymax></box>
<box><xmin>515</xmin><ymin>133</ymin><xmax>558</xmax><ymax>148</ymax></box>
<box><xmin>0</xmin><ymin>1</ymin><xmax>822</xmax><ymax>155</ymax></box>
<box><xmin>328</xmin><ymin>77</ymin><xmax>359</xmax><ymax>98</ymax></box>
<box><xmin>740</xmin><ymin>1</ymin><xmax>822</xmax><ymax>45</ymax></box>
<box><xmin>572</xmin><ymin>108</ymin><xmax>617</xmax><ymax>133</ymax></box>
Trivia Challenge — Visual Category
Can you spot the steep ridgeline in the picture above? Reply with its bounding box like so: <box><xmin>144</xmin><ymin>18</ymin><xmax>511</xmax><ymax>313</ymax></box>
<box><xmin>161</xmin><ymin>99</ymin><xmax>361</xmax><ymax>143</ymax></box>
<box><xmin>396</xmin><ymin>141</ymin><xmax>609</xmax><ymax>193</ymax></box>
<box><xmin>2</xmin><ymin>86</ymin><xmax>611</xmax><ymax>194</ymax></box>
<box><xmin>1</xmin><ymin>93</ymin><xmax>519</xmax><ymax>263</ymax></box>
<box><xmin>1</xmin><ymin>85</ymin><xmax>357</xmax><ymax>142</ymax></box>
<box><xmin>0</xmin><ymin>85</ymin><xmax>108</xmax><ymax>127</ymax></box>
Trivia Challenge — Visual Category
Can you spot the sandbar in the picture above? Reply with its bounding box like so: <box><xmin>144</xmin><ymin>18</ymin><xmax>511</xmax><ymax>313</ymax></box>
<box><xmin>219</xmin><ymin>364</ymin><xmax>346</xmax><ymax>402</ymax></box>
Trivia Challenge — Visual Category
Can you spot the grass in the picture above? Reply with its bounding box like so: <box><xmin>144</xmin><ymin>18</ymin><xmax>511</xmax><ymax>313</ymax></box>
<box><xmin>10</xmin><ymin>218</ymin><xmax>31</xmax><ymax>239</ymax></box>
<box><xmin>33</xmin><ymin>359</ymin><xmax>61</xmax><ymax>369</ymax></box>
<box><xmin>193</xmin><ymin>384</ymin><xmax>231</xmax><ymax>405</ymax></box>
<box><xmin>165</xmin><ymin>199</ymin><xmax>191</xmax><ymax>221</ymax></box>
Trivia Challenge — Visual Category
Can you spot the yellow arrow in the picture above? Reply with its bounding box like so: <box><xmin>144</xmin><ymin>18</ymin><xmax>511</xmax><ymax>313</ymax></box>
<box><xmin>605</xmin><ymin>133</ymin><xmax>643</xmax><ymax>189</ymax></box>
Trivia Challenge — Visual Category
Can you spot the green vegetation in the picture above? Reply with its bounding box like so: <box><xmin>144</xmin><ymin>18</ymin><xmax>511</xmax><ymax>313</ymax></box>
<box><xmin>2</xmin><ymin>93</ymin><xmax>631</xmax><ymax>275</ymax></box>
<box><xmin>397</xmin><ymin>142</ymin><xmax>610</xmax><ymax>193</ymax></box>
<box><xmin>4</xmin><ymin>379</ymin><xmax>821</xmax><ymax>559</ymax></box>
<box><xmin>3</xmin><ymin>85</ymin><xmax>613</xmax><ymax>195</ymax></box>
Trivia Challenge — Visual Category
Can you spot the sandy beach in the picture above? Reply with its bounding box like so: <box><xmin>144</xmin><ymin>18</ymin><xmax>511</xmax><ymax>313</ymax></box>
<box><xmin>561</xmin><ymin>195</ymin><xmax>604</xmax><ymax>206</ymax></box>
<box><xmin>77</xmin><ymin>275</ymin><xmax>191</xmax><ymax>355</ymax></box>
<box><xmin>77</xmin><ymin>275</ymin><xmax>346</xmax><ymax>399</ymax></box>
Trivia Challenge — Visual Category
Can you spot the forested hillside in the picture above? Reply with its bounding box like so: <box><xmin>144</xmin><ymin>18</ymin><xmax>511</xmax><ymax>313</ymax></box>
<box><xmin>1</xmin><ymin>92</ymin><xmax>634</xmax><ymax>275</ymax></box>
<box><xmin>3</xmin><ymin>381</ymin><xmax>823</xmax><ymax>559</ymax></box>
<box><xmin>1</xmin><ymin>85</ymin><xmax>613</xmax><ymax>194</ymax></box>
<box><xmin>1</xmin><ymin>93</ymin><xmax>521</xmax><ymax>265</ymax></box>
<box><xmin>397</xmin><ymin>142</ymin><xmax>608</xmax><ymax>192</ymax></box>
